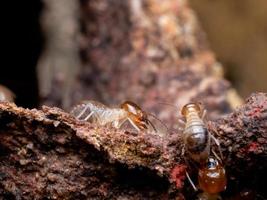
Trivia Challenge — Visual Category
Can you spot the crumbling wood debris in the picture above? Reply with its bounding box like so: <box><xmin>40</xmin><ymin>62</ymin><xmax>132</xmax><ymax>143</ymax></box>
<box><xmin>0</xmin><ymin>93</ymin><xmax>266</xmax><ymax>199</ymax></box>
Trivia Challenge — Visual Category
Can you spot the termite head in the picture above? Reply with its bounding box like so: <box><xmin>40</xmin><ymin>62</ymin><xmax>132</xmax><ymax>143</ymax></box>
<box><xmin>181</xmin><ymin>102</ymin><xmax>203</xmax><ymax>117</ymax></box>
<box><xmin>121</xmin><ymin>101</ymin><xmax>149</xmax><ymax>130</ymax></box>
<box><xmin>198</xmin><ymin>156</ymin><xmax>227</xmax><ymax>194</ymax></box>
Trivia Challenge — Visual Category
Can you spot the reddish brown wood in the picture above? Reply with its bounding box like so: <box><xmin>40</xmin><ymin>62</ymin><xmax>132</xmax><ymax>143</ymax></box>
<box><xmin>0</xmin><ymin>93</ymin><xmax>266</xmax><ymax>199</ymax></box>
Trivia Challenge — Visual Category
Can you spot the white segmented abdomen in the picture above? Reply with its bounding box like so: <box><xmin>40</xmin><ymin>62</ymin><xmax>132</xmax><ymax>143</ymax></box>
<box><xmin>185</xmin><ymin>112</ymin><xmax>204</xmax><ymax>129</ymax></box>
<box><xmin>96</xmin><ymin>108</ymin><xmax>127</xmax><ymax>125</ymax></box>
<box><xmin>70</xmin><ymin>101</ymin><xmax>127</xmax><ymax>126</ymax></box>
<box><xmin>184</xmin><ymin>111</ymin><xmax>209</xmax><ymax>163</ymax></box>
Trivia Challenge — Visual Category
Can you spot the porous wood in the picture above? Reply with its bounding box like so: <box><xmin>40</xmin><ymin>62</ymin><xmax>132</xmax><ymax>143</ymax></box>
<box><xmin>32</xmin><ymin>0</ymin><xmax>265</xmax><ymax>199</ymax></box>
<box><xmin>0</xmin><ymin>93</ymin><xmax>266</xmax><ymax>199</ymax></box>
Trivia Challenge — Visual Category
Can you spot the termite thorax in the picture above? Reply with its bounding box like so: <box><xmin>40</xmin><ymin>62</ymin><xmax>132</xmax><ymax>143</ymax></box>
<box><xmin>185</xmin><ymin>111</ymin><xmax>204</xmax><ymax>129</ymax></box>
<box><xmin>182</xmin><ymin>103</ymin><xmax>202</xmax><ymax>117</ymax></box>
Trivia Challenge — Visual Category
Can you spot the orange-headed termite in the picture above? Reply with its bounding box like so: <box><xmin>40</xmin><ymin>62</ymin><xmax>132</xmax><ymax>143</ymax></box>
<box><xmin>70</xmin><ymin>100</ymin><xmax>167</xmax><ymax>133</ymax></box>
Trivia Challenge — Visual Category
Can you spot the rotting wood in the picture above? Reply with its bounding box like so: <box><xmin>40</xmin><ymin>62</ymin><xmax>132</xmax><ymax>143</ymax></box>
<box><xmin>0</xmin><ymin>93</ymin><xmax>266</xmax><ymax>199</ymax></box>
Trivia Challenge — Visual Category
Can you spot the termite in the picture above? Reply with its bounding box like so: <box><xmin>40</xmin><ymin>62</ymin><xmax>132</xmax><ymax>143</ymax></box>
<box><xmin>155</xmin><ymin>101</ymin><xmax>225</xmax><ymax>192</ymax></box>
<box><xmin>197</xmin><ymin>156</ymin><xmax>227</xmax><ymax>200</ymax></box>
<box><xmin>0</xmin><ymin>84</ymin><xmax>15</xmax><ymax>102</ymax></box>
<box><xmin>181</xmin><ymin>102</ymin><xmax>222</xmax><ymax>164</ymax></box>
<box><xmin>70</xmin><ymin>100</ymin><xmax>165</xmax><ymax>133</ymax></box>
<box><xmin>179</xmin><ymin>102</ymin><xmax>223</xmax><ymax>191</ymax></box>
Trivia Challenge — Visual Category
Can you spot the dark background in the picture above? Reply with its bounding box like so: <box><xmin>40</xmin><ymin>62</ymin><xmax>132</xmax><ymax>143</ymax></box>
<box><xmin>1</xmin><ymin>1</ymin><xmax>42</xmax><ymax>108</ymax></box>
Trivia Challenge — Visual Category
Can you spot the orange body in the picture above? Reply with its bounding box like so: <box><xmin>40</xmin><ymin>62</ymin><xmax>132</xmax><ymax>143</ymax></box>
<box><xmin>198</xmin><ymin>157</ymin><xmax>227</xmax><ymax>194</ymax></box>
<box><xmin>120</xmin><ymin>101</ymin><xmax>150</xmax><ymax>130</ymax></box>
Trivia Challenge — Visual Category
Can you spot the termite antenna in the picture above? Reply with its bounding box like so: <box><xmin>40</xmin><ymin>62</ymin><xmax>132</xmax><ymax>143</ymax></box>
<box><xmin>157</xmin><ymin>102</ymin><xmax>177</xmax><ymax>109</ymax></box>
<box><xmin>147</xmin><ymin>113</ymin><xmax>171</xmax><ymax>133</ymax></box>
<box><xmin>147</xmin><ymin>118</ymin><xmax>157</xmax><ymax>132</ymax></box>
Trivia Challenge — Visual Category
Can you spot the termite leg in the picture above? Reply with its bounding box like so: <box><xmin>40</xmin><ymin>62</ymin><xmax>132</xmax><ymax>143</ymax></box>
<box><xmin>210</xmin><ymin>134</ymin><xmax>223</xmax><ymax>161</ymax></box>
<box><xmin>83</xmin><ymin>111</ymin><xmax>95</xmax><ymax>121</ymax></box>
<box><xmin>127</xmin><ymin>118</ymin><xmax>141</xmax><ymax>132</ymax></box>
<box><xmin>181</xmin><ymin>145</ymin><xmax>185</xmax><ymax>157</ymax></box>
<box><xmin>178</xmin><ymin>119</ymin><xmax>185</xmax><ymax>126</ymax></box>
<box><xmin>177</xmin><ymin>119</ymin><xmax>186</xmax><ymax>131</ymax></box>
<box><xmin>183</xmin><ymin>152</ymin><xmax>198</xmax><ymax>191</ymax></box>
<box><xmin>186</xmin><ymin>171</ymin><xmax>198</xmax><ymax>192</ymax></box>
<box><xmin>114</xmin><ymin>118</ymin><xmax>127</xmax><ymax>129</ymax></box>
<box><xmin>76</xmin><ymin>105</ymin><xmax>90</xmax><ymax>119</ymax></box>
<box><xmin>201</xmin><ymin>109</ymin><xmax>207</xmax><ymax>120</ymax></box>
<box><xmin>211</xmin><ymin>149</ymin><xmax>222</xmax><ymax>163</ymax></box>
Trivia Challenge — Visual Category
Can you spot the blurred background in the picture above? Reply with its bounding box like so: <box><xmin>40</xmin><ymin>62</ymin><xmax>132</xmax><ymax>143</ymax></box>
<box><xmin>190</xmin><ymin>0</ymin><xmax>267</xmax><ymax>97</ymax></box>
<box><xmin>1</xmin><ymin>0</ymin><xmax>267</xmax><ymax>108</ymax></box>
<box><xmin>0</xmin><ymin>2</ymin><xmax>266</xmax><ymax>198</ymax></box>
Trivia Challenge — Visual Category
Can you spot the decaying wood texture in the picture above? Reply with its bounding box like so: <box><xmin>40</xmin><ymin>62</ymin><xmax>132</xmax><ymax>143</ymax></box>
<box><xmin>28</xmin><ymin>0</ymin><xmax>265</xmax><ymax>199</ymax></box>
<box><xmin>0</xmin><ymin>93</ymin><xmax>266</xmax><ymax>199</ymax></box>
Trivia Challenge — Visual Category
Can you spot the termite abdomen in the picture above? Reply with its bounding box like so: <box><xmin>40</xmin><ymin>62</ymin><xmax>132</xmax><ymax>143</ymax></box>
<box><xmin>198</xmin><ymin>157</ymin><xmax>227</xmax><ymax>194</ymax></box>
<box><xmin>185</xmin><ymin>126</ymin><xmax>209</xmax><ymax>153</ymax></box>
<box><xmin>182</xmin><ymin>102</ymin><xmax>210</xmax><ymax>163</ymax></box>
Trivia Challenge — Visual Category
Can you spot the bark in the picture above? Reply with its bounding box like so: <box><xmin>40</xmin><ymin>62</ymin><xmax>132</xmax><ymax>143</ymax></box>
<box><xmin>33</xmin><ymin>0</ymin><xmax>264</xmax><ymax>199</ymax></box>
<box><xmin>0</xmin><ymin>93</ymin><xmax>266</xmax><ymax>199</ymax></box>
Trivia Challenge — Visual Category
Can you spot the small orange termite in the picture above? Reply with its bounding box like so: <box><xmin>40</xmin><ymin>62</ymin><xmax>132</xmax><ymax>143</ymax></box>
<box><xmin>0</xmin><ymin>85</ymin><xmax>15</xmax><ymax>102</ymax></box>
<box><xmin>197</xmin><ymin>156</ymin><xmax>227</xmax><ymax>200</ymax></box>
<box><xmin>70</xmin><ymin>100</ymin><xmax>161</xmax><ymax>132</ymax></box>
